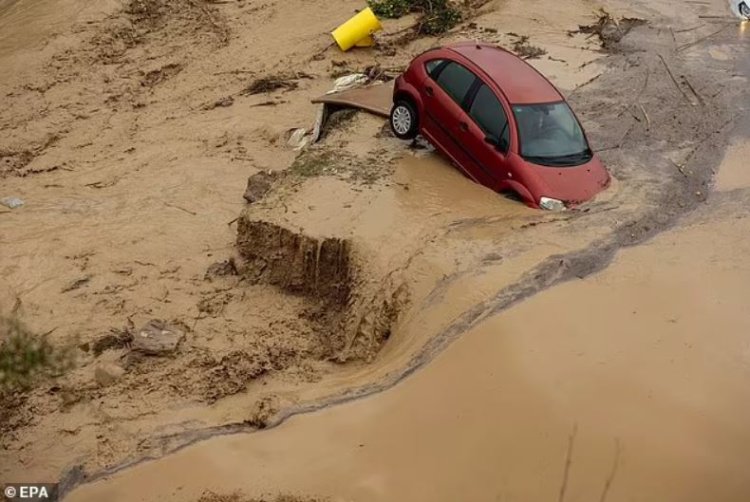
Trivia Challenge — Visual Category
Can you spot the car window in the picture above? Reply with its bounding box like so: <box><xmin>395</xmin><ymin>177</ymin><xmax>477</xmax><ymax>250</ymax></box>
<box><xmin>425</xmin><ymin>59</ymin><xmax>444</xmax><ymax>77</ymax></box>
<box><xmin>434</xmin><ymin>62</ymin><xmax>476</xmax><ymax>105</ymax></box>
<box><xmin>469</xmin><ymin>84</ymin><xmax>510</xmax><ymax>152</ymax></box>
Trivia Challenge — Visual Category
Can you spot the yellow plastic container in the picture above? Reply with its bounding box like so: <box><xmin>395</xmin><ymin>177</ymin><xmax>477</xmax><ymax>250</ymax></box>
<box><xmin>331</xmin><ymin>7</ymin><xmax>382</xmax><ymax>51</ymax></box>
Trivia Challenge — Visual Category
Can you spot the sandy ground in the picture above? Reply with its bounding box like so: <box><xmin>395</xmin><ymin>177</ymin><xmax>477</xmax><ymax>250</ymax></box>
<box><xmin>1</xmin><ymin>0</ymin><xmax>749</xmax><ymax>499</ymax></box>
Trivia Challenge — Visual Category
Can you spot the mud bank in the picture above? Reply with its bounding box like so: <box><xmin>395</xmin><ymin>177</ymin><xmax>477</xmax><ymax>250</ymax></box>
<box><xmin>235</xmin><ymin>219</ymin><xmax>406</xmax><ymax>362</ymax></box>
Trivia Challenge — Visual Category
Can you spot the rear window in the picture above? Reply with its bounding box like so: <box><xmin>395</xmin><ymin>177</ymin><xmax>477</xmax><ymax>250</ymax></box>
<box><xmin>425</xmin><ymin>59</ymin><xmax>444</xmax><ymax>77</ymax></box>
<box><xmin>435</xmin><ymin>62</ymin><xmax>476</xmax><ymax>105</ymax></box>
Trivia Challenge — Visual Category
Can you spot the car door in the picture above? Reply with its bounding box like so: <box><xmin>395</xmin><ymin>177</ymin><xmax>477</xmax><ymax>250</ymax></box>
<box><xmin>460</xmin><ymin>82</ymin><xmax>513</xmax><ymax>191</ymax></box>
<box><xmin>421</xmin><ymin>60</ymin><xmax>489</xmax><ymax>185</ymax></box>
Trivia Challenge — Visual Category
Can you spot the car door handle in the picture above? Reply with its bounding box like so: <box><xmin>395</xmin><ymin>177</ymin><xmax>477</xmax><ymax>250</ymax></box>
<box><xmin>425</xmin><ymin>86</ymin><xmax>434</xmax><ymax>97</ymax></box>
<box><xmin>459</xmin><ymin>121</ymin><xmax>469</xmax><ymax>132</ymax></box>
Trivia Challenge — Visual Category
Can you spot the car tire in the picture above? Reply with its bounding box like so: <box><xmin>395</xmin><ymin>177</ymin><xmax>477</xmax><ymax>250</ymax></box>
<box><xmin>390</xmin><ymin>99</ymin><xmax>419</xmax><ymax>140</ymax></box>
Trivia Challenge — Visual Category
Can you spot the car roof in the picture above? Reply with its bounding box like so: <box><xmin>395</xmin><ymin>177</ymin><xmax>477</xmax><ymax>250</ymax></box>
<box><xmin>444</xmin><ymin>42</ymin><xmax>563</xmax><ymax>104</ymax></box>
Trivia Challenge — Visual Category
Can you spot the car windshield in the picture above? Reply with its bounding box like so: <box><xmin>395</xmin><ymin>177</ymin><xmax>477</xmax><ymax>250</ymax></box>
<box><xmin>513</xmin><ymin>102</ymin><xmax>592</xmax><ymax>167</ymax></box>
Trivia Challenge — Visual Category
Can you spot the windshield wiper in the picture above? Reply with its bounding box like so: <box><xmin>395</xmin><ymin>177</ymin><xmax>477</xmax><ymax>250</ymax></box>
<box><xmin>525</xmin><ymin>149</ymin><xmax>592</xmax><ymax>166</ymax></box>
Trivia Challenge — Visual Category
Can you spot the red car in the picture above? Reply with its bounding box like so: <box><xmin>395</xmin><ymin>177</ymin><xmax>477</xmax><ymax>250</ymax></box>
<box><xmin>390</xmin><ymin>42</ymin><xmax>610</xmax><ymax>210</ymax></box>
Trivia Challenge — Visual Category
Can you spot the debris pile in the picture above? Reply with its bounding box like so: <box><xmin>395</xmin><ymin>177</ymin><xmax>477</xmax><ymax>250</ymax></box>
<box><xmin>571</xmin><ymin>9</ymin><xmax>646</xmax><ymax>49</ymax></box>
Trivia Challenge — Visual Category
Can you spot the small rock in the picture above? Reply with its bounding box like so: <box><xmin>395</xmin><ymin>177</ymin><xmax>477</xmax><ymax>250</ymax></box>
<box><xmin>203</xmin><ymin>96</ymin><xmax>234</xmax><ymax>110</ymax></box>
<box><xmin>61</xmin><ymin>275</ymin><xmax>91</xmax><ymax>293</ymax></box>
<box><xmin>243</xmin><ymin>170</ymin><xmax>280</xmax><ymax>203</ymax></box>
<box><xmin>1</xmin><ymin>196</ymin><xmax>24</xmax><ymax>209</ymax></box>
<box><xmin>214</xmin><ymin>96</ymin><xmax>234</xmax><ymax>107</ymax></box>
<box><xmin>132</xmin><ymin>319</ymin><xmax>184</xmax><ymax>355</ymax></box>
<box><xmin>94</xmin><ymin>363</ymin><xmax>125</xmax><ymax>386</ymax></box>
<box><xmin>205</xmin><ymin>258</ymin><xmax>238</xmax><ymax>280</ymax></box>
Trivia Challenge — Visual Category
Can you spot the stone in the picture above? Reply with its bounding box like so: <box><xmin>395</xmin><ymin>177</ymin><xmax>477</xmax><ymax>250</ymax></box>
<box><xmin>131</xmin><ymin>319</ymin><xmax>184</xmax><ymax>355</ymax></box>
<box><xmin>94</xmin><ymin>363</ymin><xmax>125</xmax><ymax>386</ymax></box>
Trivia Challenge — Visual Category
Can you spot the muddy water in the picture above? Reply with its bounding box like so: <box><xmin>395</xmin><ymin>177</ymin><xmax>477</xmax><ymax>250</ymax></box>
<box><xmin>68</xmin><ymin>144</ymin><xmax>750</xmax><ymax>502</ymax></box>
<box><xmin>715</xmin><ymin>140</ymin><xmax>750</xmax><ymax>191</ymax></box>
<box><xmin>0</xmin><ymin>0</ymin><xmax>117</xmax><ymax>75</ymax></box>
<box><xmin>1</xmin><ymin>0</ymin><xmax>80</xmax><ymax>53</ymax></box>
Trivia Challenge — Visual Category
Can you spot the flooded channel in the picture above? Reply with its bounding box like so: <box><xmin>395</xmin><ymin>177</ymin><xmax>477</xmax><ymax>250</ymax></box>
<box><xmin>68</xmin><ymin>143</ymin><xmax>750</xmax><ymax>502</ymax></box>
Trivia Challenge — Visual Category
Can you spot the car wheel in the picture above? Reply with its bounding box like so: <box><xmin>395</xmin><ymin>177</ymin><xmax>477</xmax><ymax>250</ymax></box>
<box><xmin>390</xmin><ymin>100</ymin><xmax>418</xmax><ymax>140</ymax></box>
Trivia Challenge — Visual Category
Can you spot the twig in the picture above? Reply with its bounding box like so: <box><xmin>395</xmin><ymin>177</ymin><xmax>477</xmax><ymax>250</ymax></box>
<box><xmin>595</xmin><ymin>144</ymin><xmax>621</xmax><ymax>153</ymax></box>
<box><xmin>639</xmin><ymin>104</ymin><xmax>651</xmax><ymax>128</ymax></box>
<box><xmin>163</xmin><ymin>202</ymin><xmax>197</xmax><ymax>216</ymax></box>
<box><xmin>558</xmin><ymin>424</ymin><xmax>578</xmax><ymax>502</ymax></box>
<box><xmin>657</xmin><ymin>54</ymin><xmax>695</xmax><ymax>105</ymax></box>
<box><xmin>213</xmin><ymin>69</ymin><xmax>255</xmax><ymax>75</ymax></box>
<box><xmin>569</xmin><ymin>73</ymin><xmax>603</xmax><ymax>96</ymax></box>
<box><xmin>677</xmin><ymin>24</ymin><xmax>731</xmax><ymax>52</ymax></box>
<box><xmin>599</xmin><ymin>439</ymin><xmax>622</xmax><ymax>502</ymax></box>
<box><xmin>40</xmin><ymin>327</ymin><xmax>59</xmax><ymax>337</ymax></box>
<box><xmin>310</xmin><ymin>41</ymin><xmax>335</xmax><ymax>61</ymax></box>
<box><xmin>634</xmin><ymin>67</ymin><xmax>650</xmax><ymax>102</ymax></box>
<box><xmin>674</xmin><ymin>24</ymin><xmax>704</xmax><ymax>33</ymax></box>
<box><xmin>671</xmin><ymin>159</ymin><xmax>689</xmax><ymax>177</ymax></box>
<box><xmin>681</xmin><ymin>75</ymin><xmax>705</xmax><ymax>106</ymax></box>
<box><xmin>227</xmin><ymin>217</ymin><xmax>239</xmax><ymax>226</ymax></box>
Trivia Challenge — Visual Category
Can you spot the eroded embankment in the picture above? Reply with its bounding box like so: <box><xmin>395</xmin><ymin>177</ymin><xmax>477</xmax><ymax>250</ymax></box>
<box><xmin>235</xmin><ymin>218</ymin><xmax>407</xmax><ymax>363</ymax></box>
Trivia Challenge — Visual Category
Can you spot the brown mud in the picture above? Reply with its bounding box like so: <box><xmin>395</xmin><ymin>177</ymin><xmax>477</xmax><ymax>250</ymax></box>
<box><xmin>1</xmin><ymin>0</ymin><xmax>749</xmax><ymax>498</ymax></box>
<box><xmin>69</xmin><ymin>186</ymin><xmax>750</xmax><ymax>502</ymax></box>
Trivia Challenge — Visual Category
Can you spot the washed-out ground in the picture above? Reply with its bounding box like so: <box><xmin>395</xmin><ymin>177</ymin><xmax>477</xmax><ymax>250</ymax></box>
<box><xmin>1</xmin><ymin>0</ymin><xmax>749</xmax><ymax>500</ymax></box>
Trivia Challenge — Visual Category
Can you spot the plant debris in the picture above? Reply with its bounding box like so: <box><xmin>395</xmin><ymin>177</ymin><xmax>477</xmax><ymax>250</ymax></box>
<box><xmin>0</xmin><ymin>316</ymin><xmax>74</xmax><ymax>392</ymax></box>
<box><xmin>368</xmin><ymin>0</ymin><xmax>462</xmax><ymax>35</ymax></box>
<box><xmin>243</xmin><ymin>72</ymin><xmax>314</xmax><ymax>95</ymax></box>
<box><xmin>571</xmin><ymin>9</ymin><xmax>646</xmax><ymax>49</ymax></box>
<box><xmin>509</xmin><ymin>34</ymin><xmax>547</xmax><ymax>59</ymax></box>
<box><xmin>141</xmin><ymin>63</ymin><xmax>183</xmax><ymax>87</ymax></box>
<box><xmin>90</xmin><ymin>328</ymin><xmax>134</xmax><ymax>356</ymax></box>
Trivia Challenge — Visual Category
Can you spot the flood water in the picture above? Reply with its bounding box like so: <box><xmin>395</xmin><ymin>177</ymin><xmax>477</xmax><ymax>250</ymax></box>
<box><xmin>0</xmin><ymin>0</ymin><xmax>115</xmax><ymax>62</ymax></box>
<box><xmin>68</xmin><ymin>138</ymin><xmax>750</xmax><ymax>502</ymax></box>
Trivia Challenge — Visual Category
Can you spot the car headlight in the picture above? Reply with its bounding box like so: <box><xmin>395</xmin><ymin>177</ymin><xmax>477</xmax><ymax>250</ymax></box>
<box><xmin>539</xmin><ymin>196</ymin><xmax>566</xmax><ymax>211</ymax></box>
